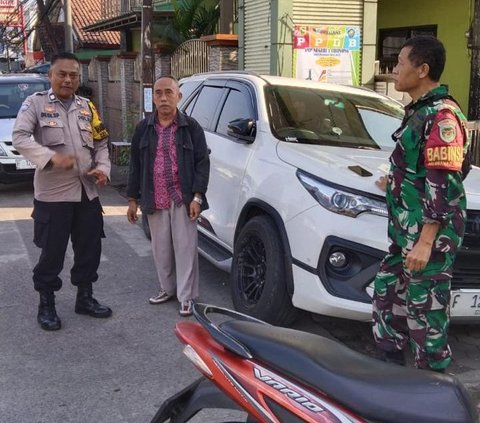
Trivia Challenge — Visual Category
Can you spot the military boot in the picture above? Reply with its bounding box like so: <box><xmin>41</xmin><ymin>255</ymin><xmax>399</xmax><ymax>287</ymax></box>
<box><xmin>75</xmin><ymin>283</ymin><xmax>112</xmax><ymax>318</ymax></box>
<box><xmin>38</xmin><ymin>291</ymin><xmax>61</xmax><ymax>331</ymax></box>
<box><xmin>377</xmin><ymin>348</ymin><xmax>406</xmax><ymax>366</ymax></box>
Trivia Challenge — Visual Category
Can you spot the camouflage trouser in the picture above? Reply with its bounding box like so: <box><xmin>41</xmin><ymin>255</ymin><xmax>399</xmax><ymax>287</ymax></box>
<box><xmin>372</xmin><ymin>243</ymin><xmax>452</xmax><ymax>370</ymax></box>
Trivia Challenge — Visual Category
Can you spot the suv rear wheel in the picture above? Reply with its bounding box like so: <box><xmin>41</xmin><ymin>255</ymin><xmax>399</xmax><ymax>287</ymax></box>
<box><xmin>231</xmin><ymin>216</ymin><xmax>297</xmax><ymax>326</ymax></box>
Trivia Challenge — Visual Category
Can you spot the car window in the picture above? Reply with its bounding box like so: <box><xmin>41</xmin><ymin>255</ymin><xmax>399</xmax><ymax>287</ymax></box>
<box><xmin>0</xmin><ymin>81</ymin><xmax>50</xmax><ymax>118</ymax></box>
<box><xmin>179</xmin><ymin>80</ymin><xmax>202</xmax><ymax>108</ymax></box>
<box><xmin>189</xmin><ymin>85</ymin><xmax>224</xmax><ymax>129</ymax></box>
<box><xmin>266</xmin><ymin>85</ymin><xmax>404</xmax><ymax>149</ymax></box>
<box><xmin>357</xmin><ymin>108</ymin><xmax>400</xmax><ymax>150</ymax></box>
<box><xmin>216</xmin><ymin>89</ymin><xmax>253</xmax><ymax>137</ymax></box>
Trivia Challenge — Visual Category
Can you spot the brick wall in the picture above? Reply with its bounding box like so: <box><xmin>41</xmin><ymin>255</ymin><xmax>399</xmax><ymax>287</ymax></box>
<box><xmin>84</xmin><ymin>36</ymin><xmax>239</xmax><ymax>144</ymax></box>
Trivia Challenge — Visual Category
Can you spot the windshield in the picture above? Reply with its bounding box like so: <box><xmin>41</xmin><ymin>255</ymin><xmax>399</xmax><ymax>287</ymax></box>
<box><xmin>0</xmin><ymin>81</ymin><xmax>50</xmax><ymax>118</ymax></box>
<box><xmin>265</xmin><ymin>85</ymin><xmax>404</xmax><ymax>150</ymax></box>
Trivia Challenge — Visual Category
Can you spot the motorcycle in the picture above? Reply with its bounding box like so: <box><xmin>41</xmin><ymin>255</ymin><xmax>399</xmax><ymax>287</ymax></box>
<box><xmin>151</xmin><ymin>303</ymin><xmax>478</xmax><ymax>423</ymax></box>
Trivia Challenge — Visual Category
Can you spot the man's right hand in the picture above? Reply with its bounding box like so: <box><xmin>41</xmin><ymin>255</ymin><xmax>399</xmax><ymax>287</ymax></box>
<box><xmin>127</xmin><ymin>200</ymin><xmax>138</xmax><ymax>223</ymax></box>
<box><xmin>375</xmin><ymin>175</ymin><xmax>388</xmax><ymax>192</ymax></box>
<box><xmin>50</xmin><ymin>153</ymin><xmax>75</xmax><ymax>170</ymax></box>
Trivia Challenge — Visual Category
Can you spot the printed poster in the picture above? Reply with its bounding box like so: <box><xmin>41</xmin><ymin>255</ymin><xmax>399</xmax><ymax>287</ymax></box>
<box><xmin>294</xmin><ymin>25</ymin><xmax>361</xmax><ymax>85</ymax></box>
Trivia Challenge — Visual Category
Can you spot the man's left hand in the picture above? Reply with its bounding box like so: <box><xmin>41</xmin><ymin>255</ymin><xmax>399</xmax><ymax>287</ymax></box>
<box><xmin>405</xmin><ymin>240</ymin><xmax>433</xmax><ymax>272</ymax></box>
<box><xmin>189</xmin><ymin>201</ymin><xmax>201</xmax><ymax>221</ymax></box>
<box><xmin>87</xmin><ymin>169</ymin><xmax>108</xmax><ymax>186</ymax></box>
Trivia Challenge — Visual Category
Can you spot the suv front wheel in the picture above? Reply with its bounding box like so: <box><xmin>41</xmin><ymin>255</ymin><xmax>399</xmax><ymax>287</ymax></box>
<box><xmin>231</xmin><ymin>215</ymin><xmax>297</xmax><ymax>326</ymax></box>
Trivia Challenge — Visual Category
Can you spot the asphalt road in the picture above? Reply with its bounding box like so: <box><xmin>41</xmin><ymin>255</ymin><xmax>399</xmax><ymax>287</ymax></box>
<box><xmin>1</xmin><ymin>181</ymin><xmax>479</xmax><ymax>422</ymax></box>
<box><xmin>0</xmin><ymin>181</ymin><xmax>248</xmax><ymax>422</ymax></box>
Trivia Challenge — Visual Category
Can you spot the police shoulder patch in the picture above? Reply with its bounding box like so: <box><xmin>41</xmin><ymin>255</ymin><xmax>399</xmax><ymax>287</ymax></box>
<box><xmin>20</xmin><ymin>97</ymin><xmax>32</xmax><ymax>112</ymax></box>
<box><xmin>437</xmin><ymin>118</ymin><xmax>457</xmax><ymax>143</ymax></box>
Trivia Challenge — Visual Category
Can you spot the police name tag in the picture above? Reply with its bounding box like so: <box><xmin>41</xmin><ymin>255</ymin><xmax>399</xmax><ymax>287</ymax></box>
<box><xmin>450</xmin><ymin>290</ymin><xmax>480</xmax><ymax>317</ymax></box>
<box><xmin>16</xmin><ymin>159</ymin><xmax>36</xmax><ymax>170</ymax></box>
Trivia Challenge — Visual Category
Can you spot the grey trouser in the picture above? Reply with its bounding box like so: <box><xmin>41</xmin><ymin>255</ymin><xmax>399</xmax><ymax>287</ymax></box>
<box><xmin>147</xmin><ymin>202</ymin><xmax>199</xmax><ymax>302</ymax></box>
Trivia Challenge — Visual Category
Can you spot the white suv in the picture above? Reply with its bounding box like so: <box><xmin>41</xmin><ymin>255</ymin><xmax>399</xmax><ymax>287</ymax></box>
<box><xmin>176</xmin><ymin>72</ymin><xmax>480</xmax><ymax>325</ymax></box>
<box><xmin>0</xmin><ymin>73</ymin><xmax>49</xmax><ymax>183</ymax></box>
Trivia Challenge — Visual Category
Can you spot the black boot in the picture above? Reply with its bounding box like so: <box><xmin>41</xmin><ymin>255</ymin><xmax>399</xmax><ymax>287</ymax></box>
<box><xmin>38</xmin><ymin>291</ymin><xmax>61</xmax><ymax>331</ymax></box>
<box><xmin>75</xmin><ymin>283</ymin><xmax>112</xmax><ymax>318</ymax></box>
<box><xmin>377</xmin><ymin>348</ymin><xmax>406</xmax><ymax>366</ymax></box>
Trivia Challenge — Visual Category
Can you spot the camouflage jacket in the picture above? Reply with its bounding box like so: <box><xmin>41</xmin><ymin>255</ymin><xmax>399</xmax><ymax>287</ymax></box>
<box><xmin>386</xmin><ymin>85</ymin><xmax>470</xmax><ymax>253</ymax></box>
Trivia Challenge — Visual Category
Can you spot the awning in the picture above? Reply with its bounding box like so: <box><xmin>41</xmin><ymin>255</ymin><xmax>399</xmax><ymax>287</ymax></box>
<box><xmin>83</xmin><ymin>11</ymin><xmax>173</xmax><ymax>33</ymax></box>
<box><xmin>83</xmin><ymin>12</ymin><xmax>141</xmax><ymax>32</ymax></box>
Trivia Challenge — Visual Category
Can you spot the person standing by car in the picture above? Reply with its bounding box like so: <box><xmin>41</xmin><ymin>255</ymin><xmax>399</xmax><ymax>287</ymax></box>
<box><xmin>126</xmin><ymin>75</ymin><xmax>210</xmax><ymax>317</ymax></box>
<box><xmin>372</xmin><ymin>36</ymin><xmax>471</xmax><ymax>372</ymax></box>
<box><xmin>12</xmin><ymin>52</ymin><xmax>112</xmax><ymax>331</ymax></box>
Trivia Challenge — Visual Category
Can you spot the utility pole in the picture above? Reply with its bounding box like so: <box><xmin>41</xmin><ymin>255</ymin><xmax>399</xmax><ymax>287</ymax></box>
<box><xmin>140</xmin><ymin>0</ymin><xmax>154</xmax><ymax>118</ymax></box>
<box><xmin>64</xmin><ymin>0</ymin><xmax>73</xmax><ymax>52</ymax></box>
<box><xmin>219</xmin><ymin>0</ymin><xmax>234</xmax><ymax>33</ymax></box>
<box><xmin>468</xmin><ymin>0</ymin><xmax>480</xmax><ymax>120</ymax></box>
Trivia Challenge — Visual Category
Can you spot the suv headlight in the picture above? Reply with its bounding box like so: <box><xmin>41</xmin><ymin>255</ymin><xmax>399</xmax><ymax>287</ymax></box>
<box><xmin>0</xmin><ymin>144</ymin><xmax>7</xmax><ymax>157</ymax></box>
<box><xmin>297</xmin><ymin>170</ymin><xmax>388</xmax><ymax>218</ymax></box>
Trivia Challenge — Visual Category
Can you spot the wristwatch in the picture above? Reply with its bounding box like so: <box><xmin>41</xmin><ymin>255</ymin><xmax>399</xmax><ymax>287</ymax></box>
<box><xmin>193</xmin><ymin>196</ymin><xmax>203</xmax><ymax>205</ymax></box>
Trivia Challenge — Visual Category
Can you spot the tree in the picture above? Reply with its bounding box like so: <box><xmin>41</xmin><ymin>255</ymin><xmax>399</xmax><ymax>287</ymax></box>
<box><xmin>0</xmin><ymin>0</ymin><xmax>29</xmax><ymax>71</ymax></box>
<box><xmin>154</xmin><ymin>0</ymin><xmax>220</xmax><ymax>47</ymax></box>
<box><xmin>0</xmin><ymin>0</ymin><xmax>59</xmax><ymax>71</ymax></box>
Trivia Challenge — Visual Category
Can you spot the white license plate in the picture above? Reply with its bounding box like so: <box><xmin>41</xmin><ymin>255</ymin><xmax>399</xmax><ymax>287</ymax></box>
<box><xmin>15</xmin><ymin>159</ymin><xmax>36</xmax><ymax>170</ymax></box>
<box><xmin>450</xmin><ymin>291</ymin><xmax>480</xmax><ymax>317</ymax></box>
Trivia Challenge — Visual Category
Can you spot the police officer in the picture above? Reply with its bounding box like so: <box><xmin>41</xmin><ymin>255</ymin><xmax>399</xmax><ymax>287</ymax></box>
<box><xmin>372</xmin><ymin>36</ymin><xmax>470</xmax><ymax>372</ymax></box>
<box><xmin>12</xmin><ymin>52</ymin><xmax>112</xmax><ymax>331</ymax></box>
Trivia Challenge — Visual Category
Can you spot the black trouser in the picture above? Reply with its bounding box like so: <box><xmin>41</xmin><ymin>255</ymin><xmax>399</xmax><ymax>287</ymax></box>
<box><xmin>32</xmin><ymin>189</ymin><xmax>104</xmax><ymax>292</ymax></box>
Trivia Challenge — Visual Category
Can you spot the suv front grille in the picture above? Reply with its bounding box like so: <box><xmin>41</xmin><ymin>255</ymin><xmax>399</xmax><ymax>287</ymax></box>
<box><xmin>452</xmin><ymin>210</ymin><xmax>480</xmax><ymax>289</ymax></box>
<box><xmin>464</xmin><ymin>210</ymin><xmax>480</xmax><ymax>249</ymax></box>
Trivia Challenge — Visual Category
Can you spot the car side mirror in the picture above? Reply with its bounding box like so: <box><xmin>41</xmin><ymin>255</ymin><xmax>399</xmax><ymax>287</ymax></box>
<box><xmin>227</xmin><ymin>118</ymin><xmax>256</xmax><ymax>144</ymax></box>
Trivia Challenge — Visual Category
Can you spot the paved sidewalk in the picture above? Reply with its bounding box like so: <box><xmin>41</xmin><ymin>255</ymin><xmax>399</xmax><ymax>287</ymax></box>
<box><xmin>3</xmin><ymin>182</ymin><xmax>477</xmax><ymax>422</ymax></box>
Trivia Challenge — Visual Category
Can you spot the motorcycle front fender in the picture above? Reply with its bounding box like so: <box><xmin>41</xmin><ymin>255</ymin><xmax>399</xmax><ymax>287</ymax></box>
<box><xmin>150</xmin><ymin>377</ymin><xmax>244</xmax><ymax>423</ymax></box>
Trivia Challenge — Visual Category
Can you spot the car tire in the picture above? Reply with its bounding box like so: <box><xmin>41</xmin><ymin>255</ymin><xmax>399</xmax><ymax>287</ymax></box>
<box><xmin>231</xmin><ymin>215</ymin><xmax>297</xmax><ymax>326</ymax></box>
<box><xmin>142</xmin><ymin>213</ymin><xmax>151</xmax><ymax>240</ymax></box>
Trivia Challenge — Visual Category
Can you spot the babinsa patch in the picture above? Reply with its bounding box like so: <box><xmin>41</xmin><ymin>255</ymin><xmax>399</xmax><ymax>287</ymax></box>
<box><xmin>437</xmin><ymin>119</ymin><xmax>456</xmax><ymax>143</ymax></box>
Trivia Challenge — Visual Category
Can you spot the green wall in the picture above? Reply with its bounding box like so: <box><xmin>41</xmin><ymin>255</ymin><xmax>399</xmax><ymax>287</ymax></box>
<box><xmin>377</xmin><ymin>0</ymin><xmax>472</xmax><ymax>110</ymax></box>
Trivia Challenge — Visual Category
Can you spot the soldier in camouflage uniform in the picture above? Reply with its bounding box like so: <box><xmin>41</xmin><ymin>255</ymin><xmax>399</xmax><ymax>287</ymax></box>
<box><xmin>372</xmin><ymin>36</ymin><xmax>470</xmax><ymax>372</ymax></box>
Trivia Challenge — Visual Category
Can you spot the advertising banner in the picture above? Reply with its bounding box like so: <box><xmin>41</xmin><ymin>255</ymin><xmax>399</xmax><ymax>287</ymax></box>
<box><xmin>0</xmin><ymin>0</ymin><xmax>19</xmax><ymax>25</ymax></box>
<box><xmin>294</xmin><ymin>25</ymin><xmax>361</xmax><ymax>86</ymax></box>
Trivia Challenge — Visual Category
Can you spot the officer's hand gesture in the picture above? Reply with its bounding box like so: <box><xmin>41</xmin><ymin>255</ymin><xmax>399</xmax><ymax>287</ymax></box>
<box><xmin>87</xmin><ymin>169</ymin><xmax>108</xmax><ymax>186</ymax></box>
<box><xmin>50</xmin><ymin>153</ymin><xmax>75</xmax><ymax>170</ymax></box>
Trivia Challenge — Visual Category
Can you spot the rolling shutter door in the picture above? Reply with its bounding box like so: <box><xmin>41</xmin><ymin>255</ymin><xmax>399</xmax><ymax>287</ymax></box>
<box><xmin>243</xmin><ymin>0</ymin><xmax>271</xmax><ymax>74</ymax></box>
<box><xmin>293</xmin><ymin>0</ymin><xmax>363</xmax><ymax>26</ymax></box>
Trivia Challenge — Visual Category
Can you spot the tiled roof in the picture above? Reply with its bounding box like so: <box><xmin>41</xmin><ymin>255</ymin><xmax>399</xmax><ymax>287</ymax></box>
<box><xmin>72</xmin><ymin>0</ymin><xmax>120</xmax><ymax>48</ymax></box>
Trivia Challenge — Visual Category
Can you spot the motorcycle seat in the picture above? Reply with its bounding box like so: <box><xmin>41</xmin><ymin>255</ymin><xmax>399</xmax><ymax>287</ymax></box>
<box><xmin>220</xmin><ymin>320</ymin><xmax>477</xmax><ymax>423</ymax></box>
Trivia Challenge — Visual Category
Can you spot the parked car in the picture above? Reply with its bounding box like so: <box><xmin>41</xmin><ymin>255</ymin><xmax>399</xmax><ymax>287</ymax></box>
<box><xmin>22</xmin><ymin>62</ymin><xmax>51</xmax><ymax>75</ymax></box>
<box><xmin>142</xmin><ymin>72</ymin><xmax>480</xmax><ymax>326</ymax></box>
<box><xmin>0</xmin><ymin>73</ymin><xmax>50</xmax><ymax>183</ymax></box>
